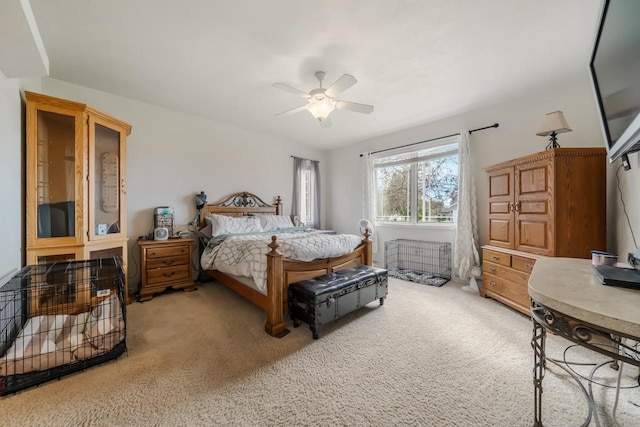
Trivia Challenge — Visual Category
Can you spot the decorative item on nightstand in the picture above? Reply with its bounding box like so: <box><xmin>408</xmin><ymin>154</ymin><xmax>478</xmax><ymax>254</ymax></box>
<box><xmin>536</xmin><ymin>111</ymin><xmax>572</xmax><ymax>149</ymax></box>
<box><xmin>154</xmin><ymin>206</ymin><xmax>175</xmax><ymax>236</ymax></box>
<box><xmin>153</xmin><ymin>227</ymin><xmax>169</xmax><ymax>241</ymax></box>
<box><xmin>192</xmin><ymin>191</ymin><xmax>207</xmax><ymax>226</ymax></box>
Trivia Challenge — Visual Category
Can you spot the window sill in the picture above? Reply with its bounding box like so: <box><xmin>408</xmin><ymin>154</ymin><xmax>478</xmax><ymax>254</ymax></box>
<box><xmin>376</xmin><ymin>222</ymin><xmax>457</xmax><ymax>231</ymax></box>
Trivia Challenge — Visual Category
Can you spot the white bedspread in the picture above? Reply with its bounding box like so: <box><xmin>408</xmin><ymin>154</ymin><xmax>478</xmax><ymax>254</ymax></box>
<box><xmin>200</xmin><ymin>231</ymin><xmax>363</xmax><ymax>293</ymax></box>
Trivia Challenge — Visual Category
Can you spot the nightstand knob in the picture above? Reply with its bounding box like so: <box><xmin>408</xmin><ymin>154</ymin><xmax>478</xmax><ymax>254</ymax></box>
<box><xmin>162</xmin><ymin>260</ymin><xmax>174</xmax><ymax>266</ymax></box>
<box><xmin>162</xmin><ymin>272</ymin><xmax>176</xmax><ymax>278</ymax></box>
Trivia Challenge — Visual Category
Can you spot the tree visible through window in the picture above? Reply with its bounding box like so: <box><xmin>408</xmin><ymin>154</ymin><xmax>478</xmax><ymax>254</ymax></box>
<box><xmin>374</xmin><ymin>138</ymin><xmax>459</xmax><ymax>224</ymax></box>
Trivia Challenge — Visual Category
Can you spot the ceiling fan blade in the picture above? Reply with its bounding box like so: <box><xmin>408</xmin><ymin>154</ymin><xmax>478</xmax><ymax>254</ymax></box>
<box><xmin>325</xmin><ymin>74</ymin><xmax>357</xmax><ymax>98</ymax></box>
<box><xmin>276</xmin><ymin>104</ymin><xmax>308</xmax><ymax>116</ymax></box>
<box><xmin>319</xmin><ymin>116</ymin><xmax>332</xmax><ymax>128</ymax></box>
<box><xmin>335</xmin><ymin>101</ymin><xmax>374</xmax><ymax>114</ymax></box>
<box><xmin>273</xmin><ymin>83</ymin><xmax>309</xmax><ymax>98</ymax></box>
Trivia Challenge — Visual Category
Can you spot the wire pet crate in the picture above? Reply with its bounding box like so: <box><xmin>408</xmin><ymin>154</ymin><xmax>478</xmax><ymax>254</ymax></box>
<box><xmin>0</xmin><ymin>257</ymin><xmax>127</xmax><ymax>395</ymax></box>
<box><xmin>384</xmin><ymin>239</ymin><xmax>451</xmax><ymax>286</ymax></box>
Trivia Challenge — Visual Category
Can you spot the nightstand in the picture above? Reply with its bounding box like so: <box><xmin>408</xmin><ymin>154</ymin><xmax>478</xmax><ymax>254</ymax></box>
<box><xmin>138</xmin><ymin>238</ymin><xmax>195</xmax><ymax>302</ymax></box>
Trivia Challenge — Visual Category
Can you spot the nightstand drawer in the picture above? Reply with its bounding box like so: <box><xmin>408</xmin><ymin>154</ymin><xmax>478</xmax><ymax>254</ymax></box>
<box><xmin>146</xmin><ymin>245</ymin><xmax>190</xmax><ymax>259</ymax></box>
<box><xmin>146</xmin><ymin>265</ymin><xmax>190</xmax><ymax>285</ymax></box>
<box><xmin>147</xmin><ymin>255</ymin><xmax>189</xmax><ymax>269</ymax></box>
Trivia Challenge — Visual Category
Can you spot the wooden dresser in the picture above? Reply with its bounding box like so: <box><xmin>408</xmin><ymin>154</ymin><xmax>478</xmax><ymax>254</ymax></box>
<box><xmin>139</xmin><ymin>238</ymin><xmax>195</xmax><ymax>301</ymax></box>
<box><xmin>480</xmin><ymin>148</ymin><xmax>606</xmax><ymax>315</ymax></box>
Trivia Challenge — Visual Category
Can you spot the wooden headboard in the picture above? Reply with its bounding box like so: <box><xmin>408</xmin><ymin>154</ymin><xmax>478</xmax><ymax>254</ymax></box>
<box><xmin>199</xmin><ymin>191</ymin><xmax>282</xmax><ymax>227</ymax></box>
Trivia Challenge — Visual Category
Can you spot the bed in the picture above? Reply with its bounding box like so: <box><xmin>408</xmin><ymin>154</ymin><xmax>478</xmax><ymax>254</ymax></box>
<box><xmin>199</xmin><ymin>191</ymin><xmax>372</xmax><ymax>337</ymax></box>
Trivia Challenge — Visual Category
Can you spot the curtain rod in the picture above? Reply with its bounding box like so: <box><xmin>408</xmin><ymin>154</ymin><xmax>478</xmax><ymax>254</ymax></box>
<box><xmin>359</xmin><ymin>122</ymin><xmax>499</xmax><ymax>157</ymax></box>
<box><xmin>290</xmin><ymin>155</ymin><xmax>320</xmax><ymax>163</ymax></box>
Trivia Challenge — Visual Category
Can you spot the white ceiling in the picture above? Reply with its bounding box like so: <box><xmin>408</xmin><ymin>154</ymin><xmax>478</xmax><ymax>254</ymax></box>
<box><xmin>28</xmin><ymin>0</ymin><xmax>602</xmax><ymax>150</ymax></box>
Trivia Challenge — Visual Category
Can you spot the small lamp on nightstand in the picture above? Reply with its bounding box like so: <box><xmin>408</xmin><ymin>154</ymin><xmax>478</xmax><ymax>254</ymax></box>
<box><xmin>536</xmin><ymin>111</ymin><xmax>572</xmax><ymax>150</ymax></box>
<box><xmin>192</xmin><ymin>191</ymin><xmax>207</xmax><ymax>226</ymax></box>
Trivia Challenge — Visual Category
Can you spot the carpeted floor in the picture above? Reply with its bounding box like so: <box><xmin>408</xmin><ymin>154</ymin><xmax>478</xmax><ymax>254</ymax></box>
<box><xmin>1</xmin><ymin>278</ymin><xmax>638</xmax><ymax>426</ymax></box>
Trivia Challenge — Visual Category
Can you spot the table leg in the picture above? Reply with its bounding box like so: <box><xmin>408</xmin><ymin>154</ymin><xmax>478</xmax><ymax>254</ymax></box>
<box><xmin>532</xmin><ymin>318</ymin><xmax>546</xmax><ymax>427</ymax></box>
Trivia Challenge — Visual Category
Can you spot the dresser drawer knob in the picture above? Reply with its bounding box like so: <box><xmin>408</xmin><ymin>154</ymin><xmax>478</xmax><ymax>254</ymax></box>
<box><xmin>162</xmin><ymin>272</ymin><xmax>176</xmax><ymax>278</ymax></box>
<box><xmin>525</xmin><ymin>264</ymin><xmax>533</xmax><ymax>270</ymax></box>
<box><xmin>162</xmin><ymin>260</ymin><xmax>175</xmax><ymax>266</ymax></box>
<box><xmin>489</xmin><ymin>281</ymin><xmax>497</xmax><ymax>287</ymax></box>
<box><xmin>491</xmin><ymin>255</ymin><xmax>500</xmax><ymax>260</ymax></box>
<box><xmin>488</xmin><ymin>267</ymin><xmax>496</xmax><ymax>273</ymax></box>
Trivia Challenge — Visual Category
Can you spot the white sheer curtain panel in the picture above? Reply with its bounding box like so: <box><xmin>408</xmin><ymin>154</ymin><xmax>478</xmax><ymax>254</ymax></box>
<box><xmin>362</xmin><ymin>153</ymin><xmax>378</xmax><ymax>253</ymax></box>
<box><xmin>454</xmin><ymin>130</ymin><xmax>480</xmax><ymax>290</ymax></box>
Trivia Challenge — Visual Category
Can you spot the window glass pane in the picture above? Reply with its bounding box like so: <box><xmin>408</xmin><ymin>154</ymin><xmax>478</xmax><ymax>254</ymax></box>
<box><xmin>417</xmin><ymin>154</ymin><xmax>458</xmax><ymax>223</ymax></box>
<box><xmin>375</xmin><ymin>164</ymin><xmax>411</xmax><ymax>222</ymax></box>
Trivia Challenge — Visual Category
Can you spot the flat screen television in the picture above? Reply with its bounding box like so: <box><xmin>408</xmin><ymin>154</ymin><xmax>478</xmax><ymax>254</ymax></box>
<box><xmin>589</xmin><ymin>0</ymin><xmax>640</xmax><ymax>162</ymax></box>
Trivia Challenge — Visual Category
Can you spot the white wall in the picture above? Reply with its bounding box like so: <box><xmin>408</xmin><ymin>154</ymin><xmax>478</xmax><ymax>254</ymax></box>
<box><xmin>326</xmin><ymin>72</ymin><xmax>634</xmax><ymax>268</ymax></box>
<box><xmin>0</xmin><ymin>71</ymin><xmax>23</xmax><ymax>284</ymax></box>
<box><xmin>38</xmin><ymin>78</ymin><xmax>326</xmax><ymax>293</ymax></box>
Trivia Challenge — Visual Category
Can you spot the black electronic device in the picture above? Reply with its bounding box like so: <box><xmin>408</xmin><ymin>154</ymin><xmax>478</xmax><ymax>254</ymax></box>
<box><xmin>593</xmin><ymin>265</ymin><xmax>640</xmax><ymax>290</ymax></box>
<box><xmin>589</xmin><ymin>0</ymin><xmax>640</xmax><ymax>162</ymax></box>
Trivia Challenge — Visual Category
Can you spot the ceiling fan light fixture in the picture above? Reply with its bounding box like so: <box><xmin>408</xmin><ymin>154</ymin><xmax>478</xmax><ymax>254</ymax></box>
<box><xmin>306</xmin><ymin>96</ymin><xmax>335</xmax><ymax>120</ymax></box>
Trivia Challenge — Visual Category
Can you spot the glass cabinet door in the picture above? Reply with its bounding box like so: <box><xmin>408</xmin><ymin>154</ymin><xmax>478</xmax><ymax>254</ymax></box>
<box><xmin>89</xmin><ymin>118</ymin><xmax>126</xmax><ymax>239</ymax></box>
<box><xmin>35</xmin><ymin>110</ymin><xmax>78</xmax><ymax>240</ymax></box>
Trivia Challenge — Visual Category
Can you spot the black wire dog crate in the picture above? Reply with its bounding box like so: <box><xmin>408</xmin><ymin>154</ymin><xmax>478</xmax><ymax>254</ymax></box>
<box><xmin>0</xmin><ymin>257</ymin><xmax>127</xmax><ymax>395</ymax></box>
<box><xmin>384</xmin><ymin>239</ymin><xmax>451</xmax><ymax>286</ymax></box>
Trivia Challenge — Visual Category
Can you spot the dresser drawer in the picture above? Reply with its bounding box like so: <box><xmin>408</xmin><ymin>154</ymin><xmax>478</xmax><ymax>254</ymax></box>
<box><xmin>146</xmin><ymin>265</ymin><xmax>190</xmax><ymax>285</ymax></box>
<box><xmin>147</xmin><ymin>255</ymin><xmax>189</xmax><ymax>270</ymax></box>
<box><xmin>483</xmin><ymin>248</ymin><xmax>511</xmax><ymax>267</ymax></box>
<box><xmin>483</xmin><ymin>262</ymin><xmax>529</xmax><ymax>286</ymax></box>
<box><xmin>483</xmin><ymin>273</ymin><xmax>530</xmax><ymax>309</ymax></box>
<box><xmin>146</xmin><ymin>245</ymin><xmax>190</xmax><ymax>259</ymax></box>
<box><xmin>512</xmin><ymin>255</ymin><xmax>536</xmax><ymax>273</ymax></box>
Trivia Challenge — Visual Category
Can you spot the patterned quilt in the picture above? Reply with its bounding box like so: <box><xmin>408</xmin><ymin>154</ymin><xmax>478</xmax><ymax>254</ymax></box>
<box><xmin>200</xmin><ymin>231</ymin><xmax>363</xmax><ymax>293</ymax></box>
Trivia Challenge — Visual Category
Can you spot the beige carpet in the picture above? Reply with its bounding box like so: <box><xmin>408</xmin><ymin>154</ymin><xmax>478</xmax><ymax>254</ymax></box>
<box><xmin>1</xmin><ymin>278</ymin><xmax>639</xmax><ymax>426</ymax></box>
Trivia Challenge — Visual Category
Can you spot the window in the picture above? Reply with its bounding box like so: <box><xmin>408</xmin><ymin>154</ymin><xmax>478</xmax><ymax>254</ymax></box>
<box><xmin>299</xmin><ymin>161</ymin><xmax>314</xmax><ymax>226</ymax></box>
<box><xmin>293</xmin><ymin>157</ymin><xmax>320</xmax><ymax>229</ymax></box>
<box><xmin>374</xmin><ymin>136</ymin><xmax>459</xmax><ymax>224</ymax></box>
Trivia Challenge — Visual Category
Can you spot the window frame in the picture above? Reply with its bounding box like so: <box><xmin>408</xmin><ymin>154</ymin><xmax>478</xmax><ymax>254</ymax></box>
<box><xmin>372</xmin><ymin>135</ymin><xmax>460</xmax><ymax>228</ymax></box>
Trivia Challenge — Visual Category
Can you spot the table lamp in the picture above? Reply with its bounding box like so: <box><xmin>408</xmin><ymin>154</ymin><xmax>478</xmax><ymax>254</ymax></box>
<box><xmin>536</xmin><ymin>111</ymin><xmax>572</xmax><ymax>149</ymax></box>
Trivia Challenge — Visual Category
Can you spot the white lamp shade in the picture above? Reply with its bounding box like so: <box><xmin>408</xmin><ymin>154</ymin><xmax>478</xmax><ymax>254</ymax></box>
<box><xmin>306</xmin><ymin>96</ymin><xmax>336</xmax><ymax>120</ymax></box>
<box><xmin>536</xmin><ymin>111</ymin><xmax>572</xmax><ymax>136</ymax></box>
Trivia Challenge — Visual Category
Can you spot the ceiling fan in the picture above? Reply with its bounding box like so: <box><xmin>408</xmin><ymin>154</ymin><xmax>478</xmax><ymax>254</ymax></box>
<box><xmin>273</xmin><ymin>71</ymin><xmax>374</xmax><ymax>128</ymax></box>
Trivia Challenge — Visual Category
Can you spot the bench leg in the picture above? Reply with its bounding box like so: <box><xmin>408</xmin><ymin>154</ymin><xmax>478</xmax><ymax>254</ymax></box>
<box><xmin>380</xmin><ymin>297</ymin><xmax>385</xmax><ymax>306</ymax></box>
<box><xmin>311</xmin><ymin>325</ymin><xmax>320</xmax><ymax>340</ymax></box>
<box><xmin>292</xmin><ymin>317</ymin><xmax>301</xmax><ymax>328</ymax></box>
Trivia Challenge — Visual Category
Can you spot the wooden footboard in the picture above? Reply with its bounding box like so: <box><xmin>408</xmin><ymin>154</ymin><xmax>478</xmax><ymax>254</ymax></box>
<box><xmin>207</xmin><ymin>231</ymin><xmax>372</xmax><ymax>337</ymax></box>
<box><xmin>264</xmin><ymin>231</ymin><xmax>372</xmax><ymax>337</ymax></box>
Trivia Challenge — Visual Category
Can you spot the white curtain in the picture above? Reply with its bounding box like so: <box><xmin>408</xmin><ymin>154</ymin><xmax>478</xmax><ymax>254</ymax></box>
<box><xmin>454</xmin><ymin>130</ymin><xmax>480</xmax><ymax>290</ymax></box>
<box><xmin>361</xmin><ymin>153</ymin><xmax>378</xmax><ymax>253</ymax></box>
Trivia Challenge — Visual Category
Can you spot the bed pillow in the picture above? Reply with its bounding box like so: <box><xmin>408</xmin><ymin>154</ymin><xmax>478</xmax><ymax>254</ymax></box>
<box><xmin>257</xmin><ymin>215</ymin><xmax>295</xmax><ymax>231</ymax></box>
<box><xmin>206</xmin><ymin>214</ymin><xmax>264</xmax><ymax>237</ymax></box>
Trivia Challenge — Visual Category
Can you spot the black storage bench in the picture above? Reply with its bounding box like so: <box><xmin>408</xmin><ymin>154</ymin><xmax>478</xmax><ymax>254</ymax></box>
<box><xmin>288</xmin><ymin>265</ymin><xmax>388</xmax><ymax>339</ymax></box>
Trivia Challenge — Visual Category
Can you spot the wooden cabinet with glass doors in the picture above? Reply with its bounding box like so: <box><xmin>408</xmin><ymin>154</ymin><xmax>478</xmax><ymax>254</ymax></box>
<box><xmin>25</xmin><ymin>91</ymin><xmax>132</xmax><ymax>306</ymax></box>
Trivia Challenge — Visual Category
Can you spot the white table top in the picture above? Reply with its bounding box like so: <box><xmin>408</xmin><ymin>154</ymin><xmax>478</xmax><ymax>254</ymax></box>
<box><xmin>528</xmin><ymin>257</ymin><xmax>640</xmax><ymax>338</ymax></box>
